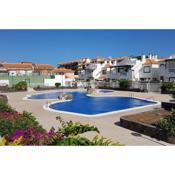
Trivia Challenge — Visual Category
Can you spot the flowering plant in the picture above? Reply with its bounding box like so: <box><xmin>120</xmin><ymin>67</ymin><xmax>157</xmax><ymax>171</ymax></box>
<box><xmin>0</xmin><ymin>112</ymin><xmax>19</xmax><ymax>121</ymax></box>
<box><xmin>6</xmin><ymin>127</ymin><xmax>64</xmax><ymax>145</ymax></box>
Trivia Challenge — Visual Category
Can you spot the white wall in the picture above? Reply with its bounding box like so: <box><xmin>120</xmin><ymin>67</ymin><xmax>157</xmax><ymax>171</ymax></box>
<box><xmin>9</xmin><ymin>70</ymin><xmax>17</xmax><ymax>76</ymax></box>
<box><xmin>9</xmin><ymin>70</ymin><xmax>33</xmax><ymax>76</ymax></box>
<box><xmin>44</xmin><ymin>75</ymin><xmax>65</xmax><ymax>87</ymax></box>
<box><xmin>0</xmin><ymin>80</ymin><xmax>9</xmax><ymax>86</ymax></box>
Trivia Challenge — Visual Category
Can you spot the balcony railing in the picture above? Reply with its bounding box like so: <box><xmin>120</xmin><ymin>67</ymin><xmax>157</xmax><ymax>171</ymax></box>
<box><xmin>86</xmin><ymin>64</ymin><xmax>97</xmax><ymax>70</ymax></box>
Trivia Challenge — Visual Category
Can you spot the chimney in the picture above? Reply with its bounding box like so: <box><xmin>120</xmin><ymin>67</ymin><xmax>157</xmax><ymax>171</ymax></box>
<box><xmin>141</xmin><ymin>54</ymin><xmax>146</xmax><ymax>62</ymax></box>
<box><xmin>154</xmin><ymin>54</ymin><xmax>158</xmax><ymax>60</ymax></box>
<box><xmin>149</xmin><ymin>54</ymin><xmax>152</xmax><ymax>59</ymax></box>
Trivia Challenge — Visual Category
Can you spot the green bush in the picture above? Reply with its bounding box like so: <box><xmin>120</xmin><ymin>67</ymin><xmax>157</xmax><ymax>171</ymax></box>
<box><xmin>14</xmin><ymin>81</ymin><xmax>27</xmax><ymax>91</ymax></box>
<box><xmin>172</xmin><ymin>91</ymin><xmax>175</xmax><ymax>99</ymax></box>
<box><xmin>118</xmin><ymin>79</ymin><xmax>132</xmax><ymax>89</ymax></box>
<box><xmin>158</xmin><ymin>109</ymin><xmax>175</xmax><ymax>136</ymax></box>
<box><xmin>55</xmin><ymin>82</ymin><xmax>61</xmax><ymax>88</ymax></box>
<box><xmin>0</xmin><ymin>101</ymin><xmax>122</xmax><ymax>145</ymax></box>
<box><xmin>14</xmin><ymin>111</ymin><xmax>44</xmax><ymax>132</ymax></box>
<box><xmin>72</xmin><ymin>81</ymin><xmax>77</xmax><ymax>88</ymax></box>
<box><xmin>0</xmin><ymin>111</ymin><xmax>44</xmax><ymax>137</ymax></box>
<box><xmin>161</xmin><ymin>82</ymin><xmax>174</xmax><ymax>92</ymax></box>
<box><xmin>57</xmin><ymin>117</ymin><xmax>99</xmax><ymax>137</ymax></box>
<box><xmin>0</xmin><ymin>100</ymin><xmax>15</xmax><ymax>112</ymax></box>
<box><xmin>0</xmin><ymin>95</ymin><xmax>8</xmax><ymax>104</ymax></box>
<box><xmin>0</xmin><ymin>119</ymin><xmax>14</xmax><ymax>136</ymax></box>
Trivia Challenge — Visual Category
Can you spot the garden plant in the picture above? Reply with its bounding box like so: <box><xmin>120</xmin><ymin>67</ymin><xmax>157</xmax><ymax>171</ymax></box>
<box><xmin>0</xmin><ymin>100</ymin><xmax>121</xmax><ymax>146</ymax></box>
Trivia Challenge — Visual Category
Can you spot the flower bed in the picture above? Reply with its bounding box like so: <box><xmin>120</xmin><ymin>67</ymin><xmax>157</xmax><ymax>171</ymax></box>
<box><xmin>120</xmin><ymin>108</ymin><xmax>175</xmax><ymax>144</ymax></box>
<box><xmin>0</xmin><ymin>101</ymin><xmax>121</xmax><ymax>146</ymax></box>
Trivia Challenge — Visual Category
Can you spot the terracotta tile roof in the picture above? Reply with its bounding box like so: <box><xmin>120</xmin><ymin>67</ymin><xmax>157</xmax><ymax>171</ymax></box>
<box><xmin>95</xmin><ymin>57</ymin><xmax>107</xmax><ymax>63</ymax></box>
<box><xmin>144</xmin><ymin>59</ymin><xmax>158</xmax><ymax>65</ymax></box>
<box><xmin>111</xmin><ymin>57</ymin><xmax>129</xmax><ymax>62</ymax></box>
<box><xmin>158</xmin><ymin>58</ymin><xmax>167</xmax><ymax>63</ymax></box>
<box><xmin>2</xmin><ymin>63</ymin><xmax>33</xmax><ymax>69</ymax></box>
<box><xmin>52</xmin><ymin>68</ymin><xmax>74</xmax><ymax>74</ymax></box>
<box><xmin>59</xmin><ymin>59</ymin><xmax>83</xmax><ymax>65</ymax></box>
<box><xmin>35</xmin><ymin>64</ymin><xmax>54</xmax><ymax>70</ymax></box>
<box><xmin>65</xmin><ymin>74</ymin><xmax>75</xmax><ymax>79</ymax></box>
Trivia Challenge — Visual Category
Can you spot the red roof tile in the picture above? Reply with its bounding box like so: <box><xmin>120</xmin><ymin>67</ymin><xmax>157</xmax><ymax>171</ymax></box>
<box><xmin>35</xmin><ymin>64</ymin><xmax>54</xmax><ymax>70</ymax></box>
<box><xmin>144</xmin><ymin>59</ymin><xmax>158</xmax><ymax>65</ymax></box>
<box><xmin>52</xmin><ymin>68</ymin><xmax>74</xmax><ymax>73</ymax></box>
<box><xmin>2</xmin><ymin>63</ymin><xmax>33</xmax><ymax>69</ymax></box>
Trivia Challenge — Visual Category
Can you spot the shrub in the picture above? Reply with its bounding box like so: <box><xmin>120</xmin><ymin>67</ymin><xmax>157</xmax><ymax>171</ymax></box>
<box><xmin>53</xmin><ymin>135</ymin><xmax>122</xmax><ymax>146</ymax></box>
<box><xmin>5</xmin><ymin>128</ymin><xmax>63</xmax><ymax>145</ymax></box>
<box><xmin>118</xmin><ymin>79</ymin><xmax>132</xmax><ymax>89</ymax></box>
<box><xmin>0</xmin><ymin>119</ymin><xmax>14</xmax><ymax>136</ymax></box>
<box><xmin>157</xmin><ymin>109</ymin><xmax>175</xmax><ymax>136</ymax></box>
<box><xmin>0</xmin><ymin>111</ymin><xmax>44</xmax><ymax>137</ymax></box>
<box><xmin>55</xmin><ymin>83</ymin><xmax>61</xmax><ymax>88</ymax></box>
<box><xmin>2</xmin><ymin>116</ymin><xmax>121</xmax><ymax>146</ymax></box>
<box><xmin>36</xmin><ymin>85</ymin><xmax>40</xmax><ymax>89</ymax></box>
<box><xmin>14</xmin><ymin>81</ymin><xmax>27</xmax><ymax>91</ymax></box>
<box><xmin>72</xmin><ymin>81</ymin><xmax>77</xmax><ymax>88</ymax></box>
<box><xmin>14</xmin><ymin>111</ymin><xmax>44</xmax><ymax>132</ymax></box>
<box><xmin>0</xmin><ymin>100</ymin><xmax>15</xmax><ymax>112</ymax></box>
<box><xmin>0</xmin><ymin>95</ymin><xmax>8</xmax><ymax>104</ymax></box>
<box><xmin>57</xmin><ymin>117</ymin><xmax>99</xmax><ymax>137</ymax></box>
<box><xmin>0</xmin><ymin>136</ymin><xmax>22</xmax><ymax>146</ymax></box>
<box><xmin>161</xmin><ymin>82</ymin><xmax>174</xmax><ymax>93</ymax></box>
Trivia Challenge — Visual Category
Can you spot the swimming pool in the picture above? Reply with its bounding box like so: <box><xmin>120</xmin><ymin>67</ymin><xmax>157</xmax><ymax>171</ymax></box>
<box><xmin>29</xmin><ymin>91</ymin><xmax>158</xmax><ymax>116</ymax></box>
<box><xmin>98</xmin><ymin>89</ymin><xmax>114</xmax><ymax>93</ymax></box>
<box><xmin>28</xmin><ymin>91</ymin><xmax>69</xmax><ymax>100</ymax></box>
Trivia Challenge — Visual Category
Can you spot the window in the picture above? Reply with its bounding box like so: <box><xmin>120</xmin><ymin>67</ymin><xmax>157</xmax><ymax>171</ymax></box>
<box><xmin>50</xmin><ymin>75</ymin><xmax>55</xmax><ymax>79</ymax></box>
<box><xmin>152</xmin><ymin>78</ymin><xmax>158</xmax><ymax>81</ymax></box>
<box><xmin>102</xmin><ymin>70</ymin><xmax>106</xmax><ymax>74</ymax></box>
<box><xmin>160</xmin><ymin>64</ymin><xmax>165</xmax><ymax>68</ymax></box>
<box><xmin>143</xmin><ymin>66</ymin><xmax>151</xmax><ymax>73</ymax></box>
<box><xmin>160</xmin><ymin>76</ymin><xmax>164</xmax><ymax>81</ymax></box>
<box><xmin>169</xmin><ymin>77</ymin><xmax>175</xmax><ymax>81</ymax></box>
<box><xmin>140</xmin><ymin>78</ymin><xmax>146</xmax><ymax>81</ymax></box>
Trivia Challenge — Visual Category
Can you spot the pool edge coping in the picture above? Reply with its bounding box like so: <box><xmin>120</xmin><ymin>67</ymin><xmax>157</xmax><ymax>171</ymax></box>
<box><xmin>23</xmin><ymin>90</ymin><xmax>161</xmax><ymax>117</ymax></box>
<box><xmin>43</xmin><ymin>97</ymin><xmax>161</xmax><ymax>118</ymax></box>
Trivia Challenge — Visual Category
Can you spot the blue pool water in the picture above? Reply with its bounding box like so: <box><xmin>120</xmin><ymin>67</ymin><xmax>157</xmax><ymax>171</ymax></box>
<box><xmin>28</xmin><ymin>91</ymin><xmax>157</xmax><ymax>116</ymax></box>
<box><xmin>28</xmin><ymin>92</ymin><xmax>68</xmax><ymax>99</ymax></box>
<box><xmin>99</xmin><ymin>90</ymin><xmax>114</xmax><ymax>93</ymax></box>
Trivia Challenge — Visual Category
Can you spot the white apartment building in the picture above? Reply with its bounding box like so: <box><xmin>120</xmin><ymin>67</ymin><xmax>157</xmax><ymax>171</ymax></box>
<box><xmin>139</xmin><ymin>55</ymin><xmax>160</xmax><ymax>81</ymax></box>
<box><xmin>159</xmin><ymin>56</ymin><xmax>175</xmax><ymax>82</ymax></box>
<box><xmin>78</xmin><ymin>57</ymin><xmax>117</xmax><ymax>81</ymax></box>
<box><xmin>78</xmin><ymin>54</ymin><xmax>160</xmax><ymax>82</ymax></box>
<box><xmin>110</xmin><ymin>54</ymin><xmax>160</xmax><ymax>81</ymax></box>
<box><xmin>1</xmin><ymin>62</ymin><xmax>33</xmax><ymax>76</ymax></box>
<box><xmin>44</xmin><ymin>68</ymin><xmax>75</xmax><ymax>87</ymax></box>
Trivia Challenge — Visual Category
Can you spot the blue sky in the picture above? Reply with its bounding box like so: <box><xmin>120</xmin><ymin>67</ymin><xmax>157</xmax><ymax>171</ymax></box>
<box><xmin>0</xmin><ymin>30</ymin><xmax>175</xmax><ymax>66</ymax></box>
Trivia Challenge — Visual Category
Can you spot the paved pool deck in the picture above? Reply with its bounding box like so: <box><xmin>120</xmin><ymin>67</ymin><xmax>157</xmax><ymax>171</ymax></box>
<box><xmin>3</xmin><ymin>89</ymin><xmax>173</xmax><ymax>146</ymax></box>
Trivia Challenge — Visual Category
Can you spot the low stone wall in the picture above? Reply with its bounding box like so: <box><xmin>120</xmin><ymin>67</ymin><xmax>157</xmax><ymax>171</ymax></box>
<box><xmin>161</xmin><ymin>102</ymin><xmax>175</xmax><ymax>111</ymax></box>
<box><xmin>120</xmin><ymin>116</ymin><xmax>168</xmax><ymax>142</ymax></box>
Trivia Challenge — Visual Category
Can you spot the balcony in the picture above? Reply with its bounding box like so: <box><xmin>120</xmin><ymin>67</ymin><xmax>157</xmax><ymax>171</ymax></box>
<box><xmin>86</xmin><ymin>64</ymin><xmax>97</xmax><ymax>70</ymax></box>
